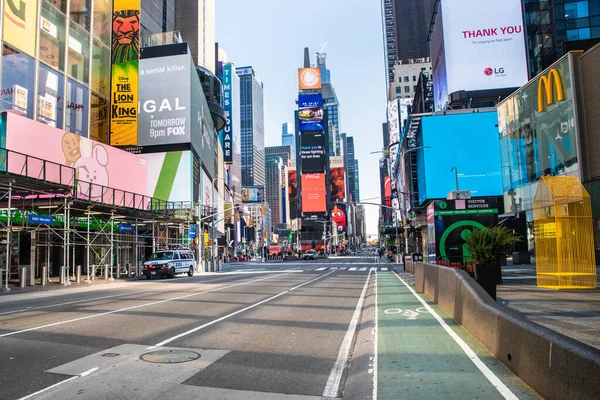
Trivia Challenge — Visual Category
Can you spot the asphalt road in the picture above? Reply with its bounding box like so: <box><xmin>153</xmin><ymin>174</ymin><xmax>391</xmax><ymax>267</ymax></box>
<box><xmin>0</xmin><ymin>256</ymin><xmax>540</xmax><ymax>399</ymax></box>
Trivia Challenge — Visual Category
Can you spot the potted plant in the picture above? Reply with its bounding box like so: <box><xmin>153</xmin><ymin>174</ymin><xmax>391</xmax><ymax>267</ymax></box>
<box><xmin>466</xmin><ymin>226</ymin><xmax>519</xmax><ymax>300</ymax></box>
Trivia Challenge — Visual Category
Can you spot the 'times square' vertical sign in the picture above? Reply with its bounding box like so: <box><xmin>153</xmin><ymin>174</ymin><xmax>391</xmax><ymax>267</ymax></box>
<box><xmin>222</xmin><ymin>64</ymin><xmax>234</xmax><ymax>163</ymax></box>
<box><xmin>110</xmin><ymin>0</ymin><xmax>140</xmax><ymax>146</ymax></box>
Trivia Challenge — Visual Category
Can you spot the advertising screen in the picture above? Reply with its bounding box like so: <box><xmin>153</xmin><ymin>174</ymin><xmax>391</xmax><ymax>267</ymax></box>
<box><xmin>301</xmin><ymin>173</ymin><xmax>326</xmax><ymax>212</ymax></box>
<box><xmin>221</xmin><ymin>64</ymin><xmax>234</xmax><ymax>163</ymax></box>
<box><xmin>433</xmin><ymin>0</ymin><xmax>528</xmax><ymax>110</ymax></box>
<box><xmin>146</xmin><ymin>151</ymin><xmax>192</xmax><ymax>202</ymax></box>
<box><xmin>417</xmin><ymin>112</ymin><xmax>502</xmax><ymax>204</ymax></box>
<box><xmin>298</xmin><ymin>68</ymin><xmax>322</xmax><ymax>90</ymax></box>
<box><xmin>138</xmin><ymin>54</ymin><xmax>190</xmax><ymax>147</ymax></box>
<box><xmin>241</xmin><ymin>186</ymin><xmax>265</xmax><ymax>203</ymax></box>
<box><xmin>298</xmin><ymin>94</ymin><xmax>323</xmax><ymax>109</ymax></box>
<box><xmin>287</xmin><ymin>165</ymin><xmax>298</xmax><ymax>219</ymax></box>
<box><xmin>110</xmin><ymin>0</ymin><xmax>140</xmax><ymax>146</ymax></box>
<box><xmin>387</xmin><ymin>99</ymin><xmax>400</xmax><ymax>145</ymax></box>
<box><xmin>202</xmin><ymin>170</ymin><xmax>213</xmax><ymax>209</ymax></box>
<box><xmin>300</xmin><ymin>132</ymin><xmax>326</xmax><ymax>173</ymax></box>
<box><xmin>2</xmin><ymin>0</ymin><xmax>38</xmax><ymax>57</ymax></box>
<box><xmin>330</xmin><ymin>156</ymin><xmax>345</xmax><ymax>200</ymax></box>
<box><xmin>331</xmin><ymin>203</ymin><xmax>347</xmax><ymax>233</ymax></box>
<box><xmin>4</xmin><ymin>112</ymin><xmax>148</xmax><ymax>204</ymax></box>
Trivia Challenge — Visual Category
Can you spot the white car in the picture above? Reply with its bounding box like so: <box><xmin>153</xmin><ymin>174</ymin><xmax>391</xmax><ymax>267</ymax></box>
<box><xmin>143</xmin><ymin>249</ymin><xmax>196</xmax><ymax>279</ymax></box>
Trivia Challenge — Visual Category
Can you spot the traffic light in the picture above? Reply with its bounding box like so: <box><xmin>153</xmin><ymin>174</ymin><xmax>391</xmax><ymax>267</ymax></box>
<box><xmin>261</xmin><ymin>205</ymin><xmax>266</xmax><ymax>215</ymax></box>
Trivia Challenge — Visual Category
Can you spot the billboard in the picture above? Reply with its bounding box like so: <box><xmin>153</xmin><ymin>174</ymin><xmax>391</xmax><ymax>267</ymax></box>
<box><xmin>138</xmin><ymin>54</ymin><xmax>190</xmax><ymax>146</ymax></box>
<box><xmin>287</xmin><ymin>162</ymin><xmax>298</xmax><ymax>219</ymax></box>
<box><xmin>417</xmin><ymin>112</ymin><xmax>502</xmax><ymax>204</ymax></box>
<box><xmin>221</xmin><ymin>64</ymin><xmax>234</xmax><ymax>163</ymax></box>
<box><xmin>202</xmin><ymin>170</ymin><xmax>213</xmax><ymax>209</ymax></box>
<box><xmin>330</xmin><ymin>156</ymin><xmax>345</xmax><ymax>200</ymax></box>
<box><xmin>300</xmin><ymin>131</ymin><xmax>326</xmax><ymax>173</ymax></box>
<box><xmin>331</xmin><ymin>203</ymin><xmax>347</xmax><ymax>233</ymax></box>
<box><xmin>298</xmin><ymin>94</ymin><xmax>323</xmax><ymax>109</ymax></box>
<box><xmin>431</xmin><ymin>0</ymin><xmax>528</xmax><ymax>111</ymax></box>
<box><xmin>3</xmin><ymin>0</ymin><xmax>38</xmax><ymax>57</ymax></box>
<box><xmin>110</xmin><ymin>0</ymin><xmax>140</xmax><ymax>146</ymax></box>
<box><xmin>387</xmin><ymin>99</ymin><xmax>400</xmax><ymax>146</ymax></box>
<box><xmin>298</xmin><ymin>68</ymin><xmax>322</xmax><ymax>90</ymax></box>
<box><xmin>4</xmin><ymin>112</ymin><xmax>148</xmax><ymax>204</ymax></box>
<box><xmin>241</xmin><ymin>186</ymin><xmax>265</xmax><ymax>203</ymax></box>
<box><xmin>301</xmin><ymin>173</ymin><xmax>326</xmax><ymax>212</ymax></box>
<box><xmin>146</xmin><ymin>151</ymin><xmax>192</xmax><ymax>202</ymax></box>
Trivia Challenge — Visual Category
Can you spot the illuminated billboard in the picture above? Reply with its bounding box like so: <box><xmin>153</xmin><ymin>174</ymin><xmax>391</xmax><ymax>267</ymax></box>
<box><xmin>431</xmin><ymin>0</ymin><xmax>528</xmax><ymax>111</ymax></box>
<box><xmin>330</xmin><ymin>156</ymin><xmax>345</xmax><ymax>200</ymax></box>
<box><xmin>146</xmin><ymin>151</ymin><xmax>193</xmax><ymax>202</ymax></box>
<box><xmin>298</xmin><ymin>68</ymin><xmax>322</xmax><ymax>90</ymax></box>
<box><xmin>110</xmin><ymin>0</ymin><xmax>140</xmax><ymax>146</ymax></box>
<box><xmin>300</xmin><ymin>132</ymin><xmax>325</xmax><ymax>173</ymax></box>
<box><xmin>241</xmin><ymin>186</ymin><xmax>265</xmax><ymax>203</ymax></box>
<box><xmin>331</xmin><ymin>203</ymin><xmax>347</xmax><ymax>233</ymax></box>
<box><xmin>301</xmin><ymin>174</ymin><xmax>326</xmax><ymax>212</ymax></box>
<box><xmin>2</xmin><ymin>0</ymin><xmax>38</xmax><ymax>57</ymax></box>
<box><xmin>298</xmin><ymin>93</ymin><xmax>323</xmax><ymax>109</ymax></box>
<box><xmin>287</xmin><ymin>161</ymin><xmax>298</xmax><ymax>219</ymax></box>
<box><xmin>221</xmin><ymin>64</ymin><xmax>234</xmax><ymax>163</ymax></box>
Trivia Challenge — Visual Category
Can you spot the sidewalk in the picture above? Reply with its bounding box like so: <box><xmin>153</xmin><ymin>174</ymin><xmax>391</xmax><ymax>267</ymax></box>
<box><xmin>0</xmin><ymin>275</ymin><xmax>143</xmax><ymax>297</ymax></box>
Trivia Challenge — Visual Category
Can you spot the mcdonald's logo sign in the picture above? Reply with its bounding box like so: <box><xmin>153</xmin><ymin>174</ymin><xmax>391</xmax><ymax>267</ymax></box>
<box><xmin>537</xmin><ymin>69</ymin><xmax>564</xmax><ymax>112</ymax></box>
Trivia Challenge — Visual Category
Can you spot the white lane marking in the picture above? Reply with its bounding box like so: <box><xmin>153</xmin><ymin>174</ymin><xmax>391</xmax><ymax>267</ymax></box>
<box><xmin>17</xmin><ymin>367</ymin><xmax>98</xmax><ymax>400</ymax></box>
<box><xmin>316</xmin><ymin>267</ymin><xmax>327</xmax><ymax>271</ymax></box>
<box><xmin>0</xmin><ymin>272</ymin><xmax>298</xmax><ymax>339</ymax></box>
<box><xmin>384</xmin><ymin>308</ymin><xmax>403</xmax><ymax>314</ymax></box>
<box><xmin>155</xmin><ymin>271</ymin><xmax>336</xmax><ymax>347</ymax></box>
<box><xmin>373</xmin><ymin>272</ymin><xmax>378</xmax><ymax>400</ymax></box>
<box><xmin>380</xmin><ymin>268</ymin><xmax>389</xmax><ymax>272</ymax></box>
<box><xmin>323</xmin><ymin>271</ymin><xmax>372</xmax><ymax>398</ymax></box>
<box><xmin>392</xmin><ymin>273</ymin><xmax>519</xmax><ymax>400</ymax></box>
<box><xmin>370</xmin><ymin>268</ymin><xmax>377</xmax><ymax>272</ymax></box>
<box><xmin>348</xmin><ymin>268</ymin><xmax>358</xmax><ymax>271</ymax></box>
<box><xmin>359</xmin><ymin>268</ymin><xmax>367</xmax><ymax>271</ymax></box>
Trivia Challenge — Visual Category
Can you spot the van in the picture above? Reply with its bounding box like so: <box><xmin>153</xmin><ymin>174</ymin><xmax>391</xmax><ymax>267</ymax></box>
<box><xmin>142</xmin><ymin>249</ymin><xmax>196</xmax><ymax>279</ymax></box>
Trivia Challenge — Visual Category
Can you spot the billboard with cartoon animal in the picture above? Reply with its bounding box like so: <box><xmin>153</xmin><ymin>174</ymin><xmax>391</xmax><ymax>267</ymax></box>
<box><xmin>3</xmin><ymin>112</ymin><xmax>148</xmax><ymax>206</ymax></box>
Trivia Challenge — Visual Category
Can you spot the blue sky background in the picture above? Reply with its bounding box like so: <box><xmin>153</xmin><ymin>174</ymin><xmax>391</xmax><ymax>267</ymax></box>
<box><xmin>216</xmin><ymin>0</ymin><xmax>388</xmax><ymax>237</ymax></box>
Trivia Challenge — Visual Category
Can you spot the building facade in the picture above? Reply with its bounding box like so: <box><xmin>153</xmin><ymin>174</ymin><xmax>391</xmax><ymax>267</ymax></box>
<box><xmin>281</xmin><ymin>122</ymin><xmax>295</xmax><ymax>153</ymax></box>
<box><xmin>265</xmin><ymin>156</ymin><xmax>290</xmax><ymax>227</ymax></box>
<box><xmin>390</xmin><ymin>58</ymin><xmax>431</xmax><ymax>100</ymax></box>
<box><xmin>525</xmin><ymin>0</ymin><xmax>600</xmax><ymax>77</ymax></box>
<box><xmin>237</xmin><ymin>66</ymin><xmax>265</xmax><ymax>187</ymax></box>
<box><xmin>175</xmin><ymin>0</ymin><xmax>216</xmax><ymax>72</ymax></box>
<box><xmin>266</xmin><ymin>146</ymin><xmax>293</xmax><ymax>166</ymax></box>
<box><xmin>346</xmin><ymin>137</ymin><xmax>360</xmax><ymax>202</ymax></box>
<box><xmin>141</xmin><ymin>0</ymin><xmax>176</xmax><ymax>38</ymax></box>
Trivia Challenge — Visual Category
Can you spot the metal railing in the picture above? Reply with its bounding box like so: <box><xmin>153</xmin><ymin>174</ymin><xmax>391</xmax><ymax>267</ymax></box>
<box><xmin>0</xmin><ymin>148</ymin><xmax>76</xmax><ymax>187</ymax></box>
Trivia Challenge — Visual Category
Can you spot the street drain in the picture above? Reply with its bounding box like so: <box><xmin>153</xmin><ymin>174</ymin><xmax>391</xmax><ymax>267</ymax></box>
<box><xmin>140</xmin><ymin>350</ymin><xmax>200</xmax><ymax>364</ymax></box>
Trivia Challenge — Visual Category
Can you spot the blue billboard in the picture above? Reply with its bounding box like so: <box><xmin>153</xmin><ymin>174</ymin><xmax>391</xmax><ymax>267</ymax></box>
<box><xmin>221</xmin><ymin>64</ymin><xmax>234</xmax><ymax>163</ymax></box>
<box><xmin>298</xmin><ymin>94</ymin><xmax>323</xmax><ymax>109</ymax></box>
<box><xmin>417</xmin><ymin>112</ymin><xmax>502</xmax><ymax>204</ymax></box>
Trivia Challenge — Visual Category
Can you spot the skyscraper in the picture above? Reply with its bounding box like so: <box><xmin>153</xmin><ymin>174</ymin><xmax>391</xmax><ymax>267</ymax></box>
<box><xmin>141</xmin><ymin>0</ymin><xmax>176</xmax><ymax>36</ymax></box>
<box><xmin>237</xmin><ymin>66</ymin><xmax>265</xmax><ymax>186</ymax></box>
<box><xmin>381</xmin><ymin>0</ymin><xmax>436</xmax><ymax>85</ymax></box>
<box><xmin>266</xmin><ymin>146</ymin><xmax>293</xmax><ymax>166</ymax></box>
<box><xmin>174</xmin><ymin>0</ymin><xmax>216</xmax><ymax>71</ymax></box>
<box><xmin>346</xmin><ymin>137</ymin><xmax>360</xmax><ymax>202</ymax></box>
<box><xmin>265</xmin><ymin>156</ymin><xmax>289</xmax><ymax>227</ymax></box>
<box><xmin>281</xmin><ymin>123</ymin><xmax>295</xmax><ymax>154</ymax></box>
<box><xmin>525</xmin><ymin>0</ymin><xmax>600</xmax><ymax>77</ymax></box>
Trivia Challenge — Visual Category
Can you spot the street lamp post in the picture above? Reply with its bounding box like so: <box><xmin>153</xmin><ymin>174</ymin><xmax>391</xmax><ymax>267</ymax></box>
<box><xmin>451</xmin><ymin>166</ymin><xmax>459</xmax><ymax>190</ymax></box>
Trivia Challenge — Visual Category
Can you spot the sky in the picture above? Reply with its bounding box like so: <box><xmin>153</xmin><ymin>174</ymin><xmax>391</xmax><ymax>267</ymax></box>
<box><xmin>215</xmin><ymin>0</ymin><xmax>388</xmax><ymax>238</ymax></box>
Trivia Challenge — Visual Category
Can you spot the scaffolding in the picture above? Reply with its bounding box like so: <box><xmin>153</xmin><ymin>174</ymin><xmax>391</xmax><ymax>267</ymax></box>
<box><xmin>0</xmin><ymin>148</ymin><xmax>214</xmax><ymax>291</ymax></box>
<box><xmin>533</xmin><ymin>176</ymin><xmax>597</xmax><ymax>289</ymax></box>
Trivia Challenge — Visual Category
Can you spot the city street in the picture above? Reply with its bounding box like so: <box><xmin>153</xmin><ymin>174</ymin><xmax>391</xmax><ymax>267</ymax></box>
<box><xmin>0</xmin><ymin>256</ymin><xmax>539</xmax><ymax>400</ymax></box>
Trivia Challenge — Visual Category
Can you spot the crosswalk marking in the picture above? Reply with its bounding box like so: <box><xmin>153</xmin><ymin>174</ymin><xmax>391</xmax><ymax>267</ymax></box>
<box><xmin>316</xmin><ymin>267</ymin><xmax>327</xmax><ymax>271</ymax></box>
<box><xmin>359</xmin><ymin>267</ymin><xmax>367</xmax><ymax>271</ymax></box>
<box><xmin>313</xmin><ymin>267</ymin><xmax>391</xmax><ymax>273</ymax></box>
<box><xmin>370</xmin><ymin>267</ymin><xmax>377</xmax><ymax>272</ymax></box>
<box><xmin>380</xmin><ymin>267</ymin><xmax>389</xmax><ymax>272</ymax></box>
<box><xmin>348</xmin><ymin>267</ymin><xmax>357</xmax><ymax>271</ymax></box>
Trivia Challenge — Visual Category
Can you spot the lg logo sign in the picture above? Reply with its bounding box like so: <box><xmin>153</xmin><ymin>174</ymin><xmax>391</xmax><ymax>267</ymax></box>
<box><xmin>484</xmin><ymin>67</ymin><xmax>505</xmax><ymax>77</ymax></box>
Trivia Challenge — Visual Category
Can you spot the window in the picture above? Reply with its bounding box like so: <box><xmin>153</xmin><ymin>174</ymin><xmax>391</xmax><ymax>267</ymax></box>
<box><xmin>403</xmin><ymin>76</ymin><xmax>409</xmax><ymax>82</ymax></box>
<box><xmin>93</xmin><ymin>0</ymin><xmax>111</xmax><ymax>45</ymax></box>
<box><xmin>404</xmin><ymin>86</ymin><xmax>410</xmax><ymax>93</ymax></box>
<box><xmin>91</xmin><ymin>39</ymin><xmax>110</xmax><ymax>97</ymax></box>
<box><xmin>45</xmin><ymin>0</ymin><xmax>67</xmax><ymax>13</ymax></box>
<box><xmin>70</xmin><ymin>0</ymin><xmax>92</xmax><ymax>31</ymax></box>
<box><xmin>90</xmin><ymin>93</ymin><xmax>108</xmax><ymax>143</ymax></box>
<box><xmin>1</xmin><ymin>44</ymin><xmax>35</xmax><ymax>119</ymax></box>
<box><xmin>37</xmin><ymin>63</ymin><xmax>65</xmax><ymax>128</ymax></box>
<box><xmin>65</xmin><ymin>79</ymin><xmax>89</xmax><ymax>137</ymax></box>
<box><xmin>413</xmin><ymin>76</ymin><xmax>417</xmax><ymax>82</ymax></box>
<box><xmin>564</xmin><ymin>1</ymin><xmax>589</xmax><ymax>19</ymax></box>
<box><xmin>68</xmin><ymin>23</ymin><xmax>90</xmax><ymax>83</ymax></box>
<box><xmin>39</xmin><ymin>1</ymin><xmax>67</xmax><ymax>71</ymax></box>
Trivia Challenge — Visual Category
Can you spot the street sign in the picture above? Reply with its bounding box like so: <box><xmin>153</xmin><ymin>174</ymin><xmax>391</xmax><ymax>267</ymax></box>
<box><xmin>189</xmin><ymin>228</ymin><xmax>197</xmax><ymax>239</ymax></box>
<box><xmin>28</xmin><ymin>214</ymin><xmax>54</xmax><ymax>225</ymax></box>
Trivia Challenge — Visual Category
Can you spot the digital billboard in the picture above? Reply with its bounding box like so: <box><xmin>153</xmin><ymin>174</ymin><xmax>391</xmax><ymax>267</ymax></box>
<box><xmin>146</xmin><ymin>151</ymin><xmax>193</xmax><ymax>202</ymax></box>
<box><xmin>138</xmin><ymin>54</ymin><xmax>190</xmax><ymax>146</ymax></box>
<box><xmin>417</xmin><ymin>112</ymin><xmax>502</xmax><ymax>204</ymax></box>
<box><xmin>330</xmin><ymin>156</ymin><xmax>345</xmax><ymax>200</ymax></box>
<box><xmin>110</xmin><ymin>0</ymin><xmax>140</xmax><ymax>146</ymax></box>
<box><xmin>331</xmin><ymin>203</ymin><xmax>347</xmax><ymax>233</ymax></box>
<box><xmin>3</xmin><ymin>0</ymin><xmax>38</xmax><ymax>57</ymax></box>
<box><xmin>298</xmin><ymin>94</ymin><xmax>323</xmax><ymax>109</ymax></box>
<box><xmin>298</xmin><ymin>68</ymin><xmax>322</xmax><ymax>90</ymax></box>
<box><xmin>387</xmin><ymin>99</ymin><xmax>400</xmax><ymax>146</ymax></box>
<box><xmin>221</xmin><ymin>64</ymin><xmax>234</xmax><ymax>163</ymax></box>
<box><xmin>431</xmin><ymin>0</ymin><xmax>528</xmax><ymax>111</ymax></box>
<box><xmin>287</xmin><ymin>161</ymin><xmax>298</xmax><ymax>219</ymax></box>
<box><xmin>241</xmin><ymin>186</ymin><xmax>265</xmax><ymax>203</ymax></box>
<box><xmin>300</xmin><ymin>132</ymin><xmax>326</xmax><ymax>173</ymax></box>
<box><xmin>202</xmin><ymin>170</ymin><xmax>213</xmax><ymax>210</ymax></box>
<box><xmin>301</xmin><ymin>174</ymin><xmax>326</xmax><ymax>212</ymax></box>
<box><xmin>299</xmin><ymin>107</ymin><xmax>324</xmax><ymax>131</ymax></box>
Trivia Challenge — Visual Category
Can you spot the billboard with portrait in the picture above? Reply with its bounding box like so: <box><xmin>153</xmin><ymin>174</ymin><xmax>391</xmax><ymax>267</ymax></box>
<box><xmin>241</xmin><ymin>186</ymin><xmax>265</xmax><ymax>203</ymax></box>
<box><xmin>110</xmin><ymin>0</ymin><xmax>140</xmax><ymax>146</ymax></box>
<box><xmin>4</xmin><ymin>112</ymin><xmax>148</xmax><ymax>205</ymax></box>
<box><xmin>331</xmin><ymin>203</ymin><xmax>347</xmax><ymax>233</ymax></box>
<box><xmin>287</xmin><ymin>161</ymin><xmax>298</xmax><ymax>219</ymax></box>
<box><xmin>301</xmin><ymin>173</ymin><xmax>326</xmax><ymax>213</ymax></box>
<box><xmin>300</xmin><ymin>131</ymin><xmax>326</xmax><ymax>173</ymax></box>
<box><xmin>298</xmin><ymin>68</ymin><xmax>322</xmax><ymax>90</ymax></box>
<box><xmin>2</xmin><ymin>0</ymin><xmax>38</xmax><ymax>57</ymax></box>
<box><xmin>330</xmin><ymin>156</ymin><xmax>345</xmax><ymax>200</ymax></box>
<box><xmin>431</xmin><ymin>0</ymin><xmax>528</xmax><ymax>111</ymax></box>
<box><xmin>138</xmin><ymin>54</ymin><xmax>190</xmax><ymax>146</ymax></box>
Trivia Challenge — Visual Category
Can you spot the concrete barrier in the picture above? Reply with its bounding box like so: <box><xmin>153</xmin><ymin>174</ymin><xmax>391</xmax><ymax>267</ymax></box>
<box><xmin>414</xmin><ymin>261</ymin><xmax>600</xmax><ymax>400</ymax></box>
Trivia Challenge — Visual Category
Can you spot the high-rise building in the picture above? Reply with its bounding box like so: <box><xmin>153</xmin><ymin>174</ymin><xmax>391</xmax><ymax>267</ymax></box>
<box><xmin>389</xmin><ymin>58</ymin><xmax>431</xmax><ymax>100</ymax></box>
<box><xmin>346</xmin><ymin>137</ymin><xmax>360</xmax><ymax>202</ymax></box>
<box><xmin>175</xmin><ymin>0</ymin><xmax>216</xmax><ymax>72</ymax></box>
<box><xmin>266</xmin><ymin>146</ymin><xmax>293</xmax><ymax>166</ymax></box>
<box><xmin>381</xmin><ymin>0</ymin><xmax>436</xmax><ymax>85</ymax></box>
<box><xmin>354</xmin><ymin>159</ymin><xmax>361</xmax><ymax>202</ymax></box>
<box><xmin>141</xmin><ymin>0</ymin><xmax>176</xmax><ymax>37</ymax></box>
<box><xmin>237</xmin><ymin>66</ymin><xmax>265</xmax><ymax>186</ymax></box>
<box><xmin>525</xmin><ymin>0</ymin><xmax>600</xmax><ymax>77</ymax></box>
<box><xmin>281</xmin><ymin>122</ymin><xmax>295</xmax><ymax>153</ymax></box>
<box><xmin>323</xmin><ymin>84</ymin><xmax>341</xmax><ymax>156</ymax></box>
<box><xmin>317</xmin><ymin>52</ymin><xmax>331</xmax><ymax>84</ymax></box>
<box><xmin>265</xmin><ymin>156</ymin><xmax>290</xmax><ymax>227</ymax></box>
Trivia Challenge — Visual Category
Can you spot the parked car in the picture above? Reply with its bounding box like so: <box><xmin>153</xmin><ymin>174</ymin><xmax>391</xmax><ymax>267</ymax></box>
<box><xmin>303</xmin><ymin>250</ymin><xmax>317</xmax><ymax>260</ymax></box>
<box><xmin>143</xmin><ymin>249</ymin><xmax>195</xmax><ymax>279</ymax></box>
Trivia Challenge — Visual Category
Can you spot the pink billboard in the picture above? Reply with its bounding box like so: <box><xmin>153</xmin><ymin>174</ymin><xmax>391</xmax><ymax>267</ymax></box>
<box><xmin>4</xmin><ymin>112</ymin><xmax>148</xmax><ymax>207</ymax></box>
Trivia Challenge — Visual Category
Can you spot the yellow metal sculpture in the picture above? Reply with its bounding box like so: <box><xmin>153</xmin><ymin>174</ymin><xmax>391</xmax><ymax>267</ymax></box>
<box><xmin>534</xmin><ymin>176</ymin><xmax>597</xmax><ymax>289</ymax></box>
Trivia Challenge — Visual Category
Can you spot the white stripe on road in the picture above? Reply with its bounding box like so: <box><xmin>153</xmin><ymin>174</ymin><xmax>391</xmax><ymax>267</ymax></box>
<box><xmin>316</xmin><ymin>267</ymin><xmax>327</xmax><ymax>271</ymax></box>
<box><xmin>0</xmin><ymin>272</ymin><xmax>299</xmax><ymax>339</ymax></box>
<box><xmin>370</xmin><ymin>268</ymin><xmax>377</xmax><ymax>272</ymax></box>
<box><xmin>323</xmin><ymin>271</ymin><xmax>372</xmax><ymax>398</ymax></box>
<box><xmin>392</xmin><ymin>273</ymin><xmax>518</xmax><ymax>400</ymax></box>
<box><xmin>154</xmin><ymin>271</ymin><xmax>336</xmax><ymax>347</ymax></box>
<box><xmin>359</xmin><ymin>268</ymin><xmax>367</xmax><ymax>271</ymax></box>
<box><xmin>380</xmin><ymin>268</ymin><xmax>389</xmax><ymax>272</ymax></box>
<box><xmin>348</xmin><ymin>267</ymin><xmax>358</xmax><ymax>271</ymax></box>
<box><xmin>373</xmin><ymin>272</ymin><xmax>378</xmax><ymax>400</ymax></box>
<box><xmin>17</xmin><ymin>367</ymin><xmax>98</xmax><ymax>400</ymax></box>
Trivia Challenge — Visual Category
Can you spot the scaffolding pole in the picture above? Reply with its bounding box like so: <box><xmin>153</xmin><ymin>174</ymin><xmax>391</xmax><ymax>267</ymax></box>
<box><xmin>109</xmin><ymin>211</ymin><xmax>114</xmax><ymax>281</ymax></box>
<box><xmin>86</xmin><ymin>210</ymin><xmax>91</xmax><ymax>283</ymax></box>
<box><xmin>2</xmin><ymin>182</ymin><xmax>12</xmax><ymax>292</ymax></box>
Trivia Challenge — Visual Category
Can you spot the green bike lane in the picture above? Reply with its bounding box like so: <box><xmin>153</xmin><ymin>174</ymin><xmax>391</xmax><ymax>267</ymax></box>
<box><xmin>376</xmin><ymin>272</ymin><xmax>541</xmax><ymax>400</ymax></box>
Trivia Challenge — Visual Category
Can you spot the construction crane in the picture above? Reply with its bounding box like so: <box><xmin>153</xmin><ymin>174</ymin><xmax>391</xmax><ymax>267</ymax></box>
<box><xmin>317</xmin><ymin>41</ymin><xmax>328</xmax><ymax>57</ymax></box>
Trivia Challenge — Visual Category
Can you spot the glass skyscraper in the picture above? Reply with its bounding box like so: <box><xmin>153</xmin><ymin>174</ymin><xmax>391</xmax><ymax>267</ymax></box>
<box><xmin>525</xmin><ymin>0</ymin><xmax>600</xmax><ymax>77</ymax></box>
<box><xmin>237</xmin><ymin>66</ymin><xmax>265</xmax><ymax>186</ymax></box>
<box><xmin>346</xmin><ymin>136</ymin><xmax>360</xmax><ymax>202</ymax></box>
